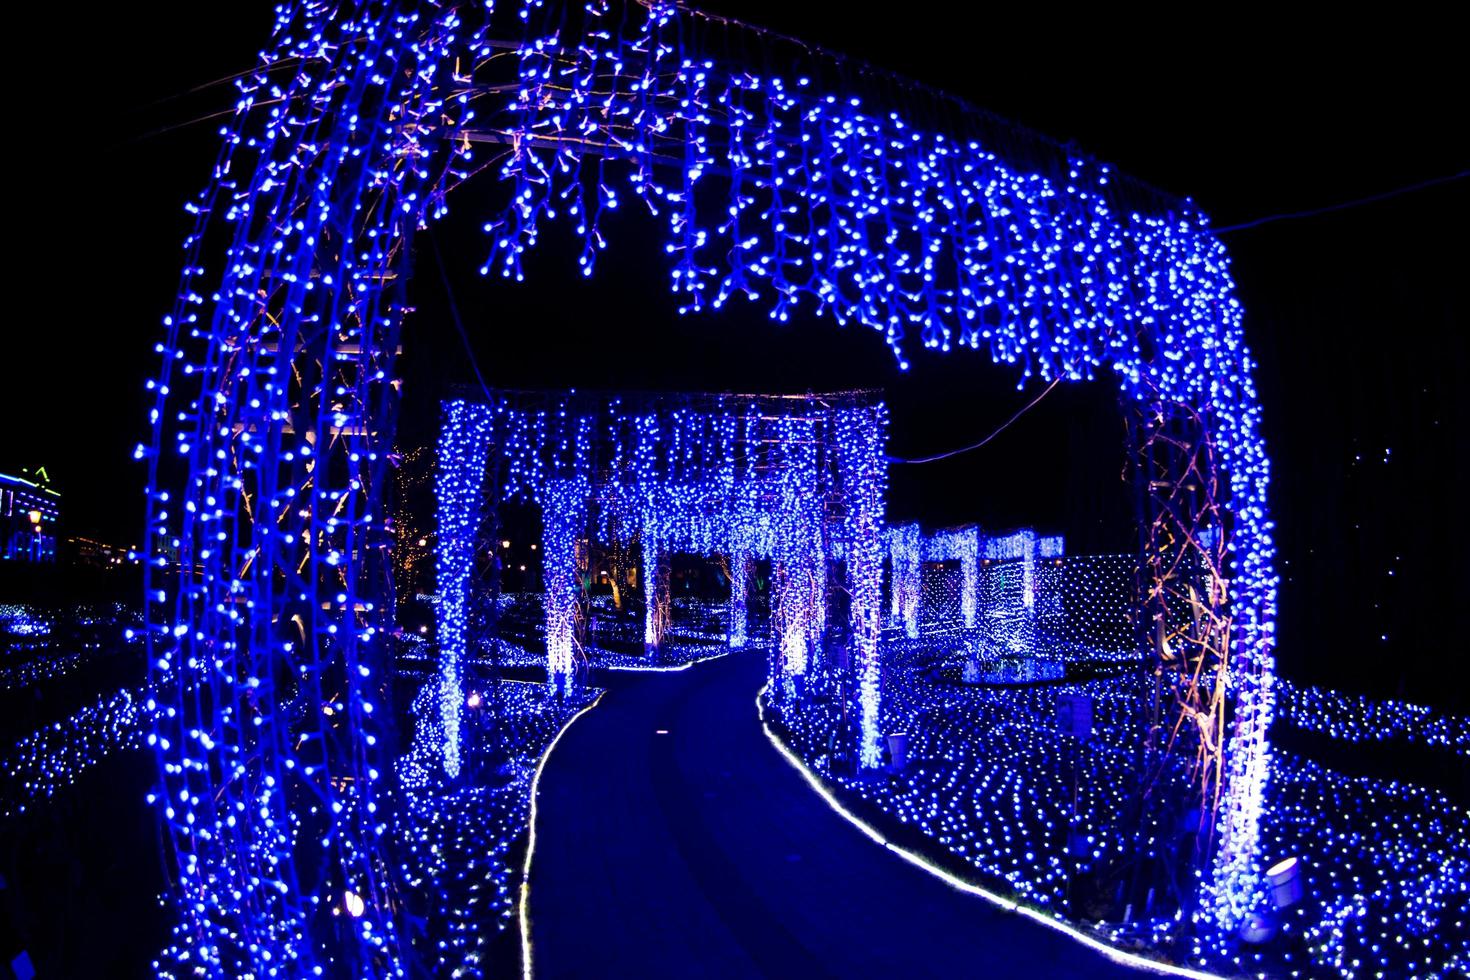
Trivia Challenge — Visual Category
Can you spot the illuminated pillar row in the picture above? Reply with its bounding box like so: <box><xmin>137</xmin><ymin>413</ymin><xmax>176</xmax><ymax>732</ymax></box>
<box><xmin>728</xmin><ymin>549</ymin><xmax>750</xmax><ymax>648</ymax></box>
<box><xmin>542</xmin><ymin>480</ymin><xmax>588</xmax><ymax>692</ymax></box>
<box><xmin>434</xmin><ymin>401</ymin><xmax>494</xmax><ymax>779</ymax></box>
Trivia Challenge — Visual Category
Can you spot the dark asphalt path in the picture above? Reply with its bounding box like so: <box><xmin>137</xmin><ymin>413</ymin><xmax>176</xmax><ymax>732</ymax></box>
<box><xmin>527</xmin><ymin>651</ymin><xmax>1139</xmax><ymax>979</ymax></box>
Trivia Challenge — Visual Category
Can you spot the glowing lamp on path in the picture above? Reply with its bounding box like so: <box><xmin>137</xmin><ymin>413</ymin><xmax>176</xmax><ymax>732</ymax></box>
<box><xmin>1267</xmin><ymin>856</ymin><xmax>1304</xmax><ymax>909</ymax></box>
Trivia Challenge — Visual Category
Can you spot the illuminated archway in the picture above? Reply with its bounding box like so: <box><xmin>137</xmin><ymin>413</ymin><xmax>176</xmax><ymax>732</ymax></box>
<box><xmin>140</xmin><ymin>1</ymin><xmax>1276</xmax><ymax>972</ymax></box>
<box><xmin>433</xmin><ymin>389</ymin><xmax>889</xmax><ymax>775</ymax></box>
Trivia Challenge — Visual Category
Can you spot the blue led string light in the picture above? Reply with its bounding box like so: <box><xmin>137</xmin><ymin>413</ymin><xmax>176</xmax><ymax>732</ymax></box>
<box><xmin>923</xmin><ymin>527</ymin><xmax>981</xmax><ymax>629</ymax></box>
<box><xmin>140</xmin><ymin>5</ymin><xmax>487</xmax><ymax>972</ymax></box>
<box><xmin>478</xmin><ymin>3</ymin><xmax>1279</xmax><ymax>925</ymax></box>
<box><xmin>138</xmin><ymin>0</ymin><xmax>1281</xmax><ymax>969</ymax></box>
<box><xmin>542</xmin><ymin>478</ymin><xmax>589</xmax><ymax>690</ymax></box>
<box><xmin>889</xmin><ymin>523</ymin><xmax>922</xmax><ymax>639</ymax></box>
<box><xmin>435</xmin><ymin>401</ymin><xmax>495</xmax><ymax>779</ymax></box>
<box><xmin>885</xmin><ymin>525</ymin><xmax>1057</xmax><ymax>644</ymax></box>
<box><xmin>727</xmin><ymin>547</ymin><xmax>751</xmax><ymax>649</ymax></box>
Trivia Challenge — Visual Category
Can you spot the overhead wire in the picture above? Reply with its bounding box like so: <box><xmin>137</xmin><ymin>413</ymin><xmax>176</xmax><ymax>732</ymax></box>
<box><xmin>428</xmin><ymin>229</ymin><xmax>496</xmax><ymax>404</ymax></box>
<box><xmin>1214</xmin><ymin>170</ymin><xmax>1467</xmax><ymax>234</ymax></box>
<box><xmin>888</xmin><ymin>379</ymin><xmax>1060</xmax><ymax>464</ymax></box>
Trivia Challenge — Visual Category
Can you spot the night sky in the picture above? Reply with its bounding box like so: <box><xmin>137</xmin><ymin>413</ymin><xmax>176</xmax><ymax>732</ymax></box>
<box><xmin>6</xmin><ymin>4</ymin><xmax>1464</xmax><ymax>707</ymax></box>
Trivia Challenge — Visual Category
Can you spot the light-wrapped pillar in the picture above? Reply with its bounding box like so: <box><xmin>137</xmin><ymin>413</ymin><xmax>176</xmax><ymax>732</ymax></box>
<box><xmin>542</xmin><ymin>480</ymin><xmax>588</xmax><ymax>693</ymax></box>
<box><xmin>1021</xmin><ymin>527</ymin><xmax>1037</xmax><ymax>612</ymax></box>
<box><xmin>890</xmin><ymin>522</ymin><xmax>921</xmax><ymax>639</ymax></box>
<box><xmin>960</xmin><ymin>527</ymin><xmax>979</xmax><ymax>629</ymax></box>
<box><xmin>841</xmin><ymin>405</ymin><xmax>889</xmax><ymax>768</ymax></box>
<box><xmin>643</xmin><ymin>536</ymin><xmax>670</xmax><ymax>655</ymax></box>
<box><xmin>435</xmin><ymin>400</ymin><xmax>494</xmax><ymax>779</ymax></box>
<box><xmin>728</xmin><ymin>549</ymin><xmax>750</xmax><ymax>648</ymax></box>
<box><xmin>774</xmin><ymin>558</ymin><xmax>815</xmax><ymax>676</ymax></box>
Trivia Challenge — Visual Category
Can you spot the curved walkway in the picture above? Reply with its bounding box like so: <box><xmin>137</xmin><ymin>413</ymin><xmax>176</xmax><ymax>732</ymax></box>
<box><xmin>527</xmin><ymin>650</ymin><xmax>1139</xmax><ymax>979</ymax></box>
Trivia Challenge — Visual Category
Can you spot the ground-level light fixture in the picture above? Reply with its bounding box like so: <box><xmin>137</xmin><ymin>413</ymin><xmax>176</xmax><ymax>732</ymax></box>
<box><xmin>343</xmin><ymin>890</ymin><xmax>365</xmax><ymax>918</ymax></box>
<box><xmin>1267</xmin><ymin>855</ymin><xmax>1304</xmax><ymax>909</ymax></box>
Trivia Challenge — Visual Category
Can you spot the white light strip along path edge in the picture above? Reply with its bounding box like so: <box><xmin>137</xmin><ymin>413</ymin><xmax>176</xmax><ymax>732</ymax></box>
<box><xmin>755</xmin><ymin>684</ymin><xmax>1226</xmax><ymax>980</ymax></box>
<box><xmin>596</xmin><ymin>645</ymin><xmax>746</xmax><ymax>673</ymax></box>
<box><xmin>519</xmin><ymin>689</ymin><xmax>606</xmax><ymax>980</ymax></box>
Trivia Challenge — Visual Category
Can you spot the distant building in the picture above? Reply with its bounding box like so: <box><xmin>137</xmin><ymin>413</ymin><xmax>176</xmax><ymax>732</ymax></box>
<box><xmin>66</xmin><ymin>534</ymin><xmax>135</xmax><ymax>569</ymax></box>
<box><xmin>1</xmin><ymin>468</ymin><xmax>60</xmax><ymax>563</ymax></box>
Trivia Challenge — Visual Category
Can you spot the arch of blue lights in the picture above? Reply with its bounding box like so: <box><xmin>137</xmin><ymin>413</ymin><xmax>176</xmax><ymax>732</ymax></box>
<box><xmin>139</xmin><ymin>0</ymin><xmax>1277</xmax><ymax>973</ymax></box>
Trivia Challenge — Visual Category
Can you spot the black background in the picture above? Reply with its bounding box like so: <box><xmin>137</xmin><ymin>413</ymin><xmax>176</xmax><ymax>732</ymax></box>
<box><xmin>5</xmin><ymin>3</ymin><xmax>1465</xmax><ymax>706</ymax></box>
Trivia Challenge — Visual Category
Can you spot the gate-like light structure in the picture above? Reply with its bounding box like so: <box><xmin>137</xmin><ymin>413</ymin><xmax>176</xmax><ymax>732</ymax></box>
<box><xmin>888</xmin><ymin>523</ymin><xmax>985</xmax><ymax>633</ymax></box>
<box><xmin>141</xmin><ymin>0</ymin><xmax>1277</xmax><ymax>971</ymax></box>
<box><xmin>432</xmin><ymin>390</ymin><xmax>889</xmax><ymax>773</ymax></box>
